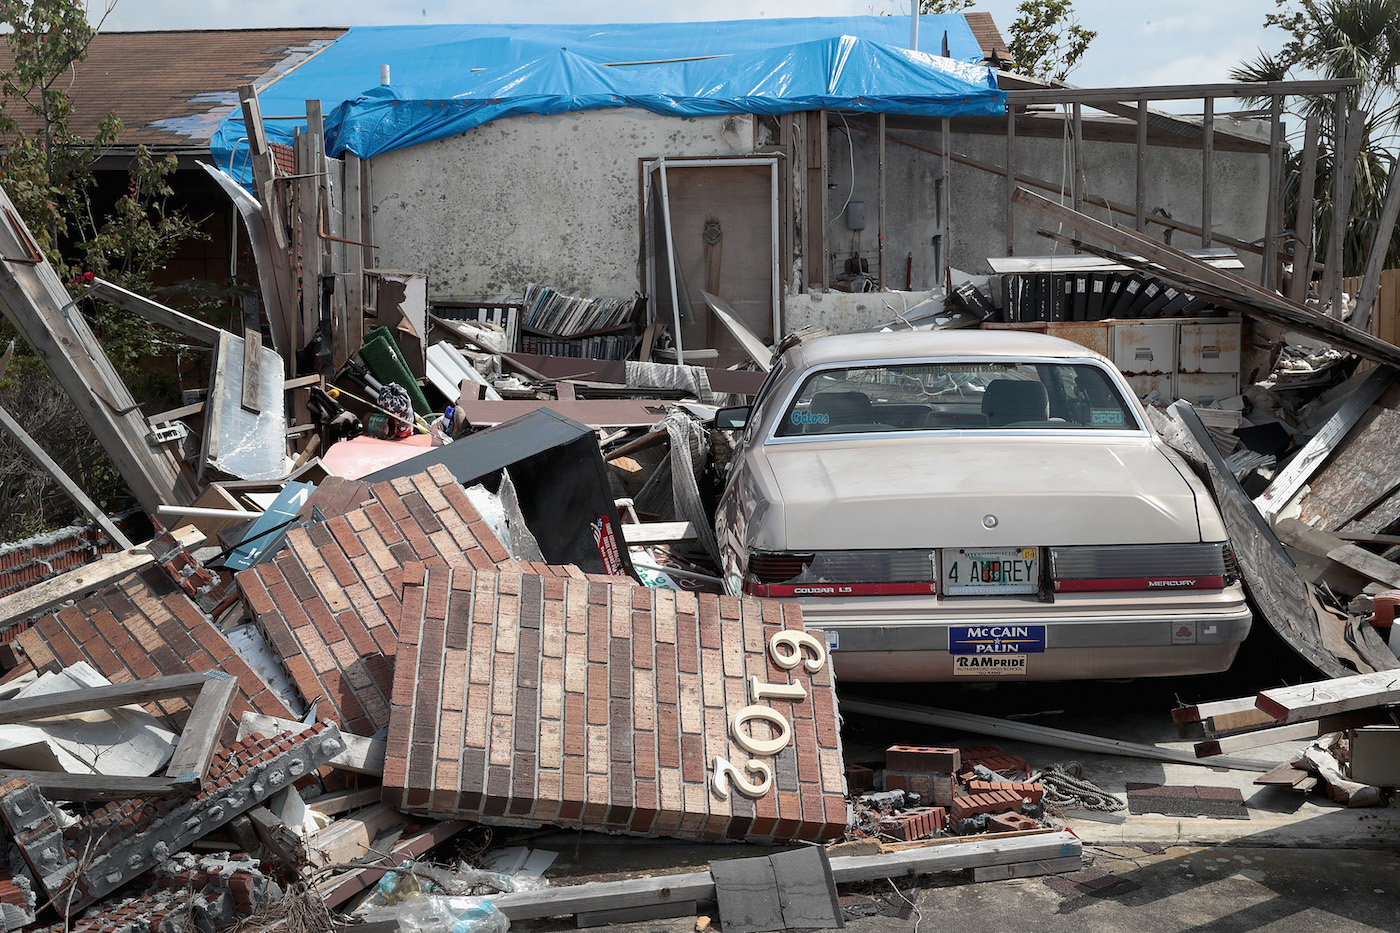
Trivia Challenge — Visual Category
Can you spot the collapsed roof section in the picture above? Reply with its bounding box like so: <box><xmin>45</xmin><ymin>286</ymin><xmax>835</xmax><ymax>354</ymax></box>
<box><xmin>210</xmin><ymin>16</ymin><xmax>1006</xmax><ymax>179</ymax></box>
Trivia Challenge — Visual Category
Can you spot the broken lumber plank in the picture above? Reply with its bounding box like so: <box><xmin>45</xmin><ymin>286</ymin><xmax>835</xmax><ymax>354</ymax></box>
<box><xmin>1149</xmin><ymin>403</ymin><xmax>1350</xmax><ymax>678</ymax></box>
<box><xmin>1258</xmin><ymin>366</ymin><xmax>1397</xmax><ymax>519</ymax></box>
<box><xmin>306</xmin><ymin>786</ymin><xmax>382</xmax><ymax>816</ymax></box>
<box><xmin>840</xmin><ymin>695</ymin><xmax>1274</xmax><ymax>771</ymax></box>
<box><xmin>87</xmin><ymin>278</ymin><xmax>223</xmax><ymax>346</ymax></box>
<box><xmin>238</xmin><ymin>711</ymin><xmax>385</xmax><ymax>775</ymax></box>
<box><xmin>304</xmin><ymin>802</ymin><xmax>404</xmax><ymax>868</ymax></box>
<box><xmin>319</xmin><ymin>819</ymin><xmax>469</xmax><ymax>910</ymax></box>
<box><xmin>165</xmin><ymin>673</ymin><xmax>239</xmax><ymax>786</ymax></box>
<box><xmin>1254</xmin><ymin>760</ymin><xmax>1316</xmax><ymax>789</ymax></box>
<box><xmin>1325</xmin><ymin>542</ymin><xmax>1400</xmax><ymax>589</ymax></box>
<box><xmin>246</xmin><ymin>804</ymin><xmax>305</xmax><ymax>871</ymax></box>
<box><xmin>0</xmin><ymin>770</ymin><xmax>178</xmax><ymax>802</ymax></box>
<box><xmin>1257</xmin><ymin>671</ymin><xmax>1400</xmax><ymax>723</ymax></box>
<box><xmin>1172</xmin><ymin>695</ymin><xmax>1258</xmax><ymax>725</ymax></box>
<box><xmin>0</xmin><ymin>671</ymin><xmax>218</xmax><ymax>725</ymax></box>
<box><xmin>1194</xmin><ymin>709</ymin><xmax>1395</xmax><ymax>757</ymax></box>
<box><xmin>0</xmin><ymin>526</ymin><xmax>203</xmax><ymax>626</ymax></box>
<box><xmin>972</xmin><ymin>855</ymin><xmax>1082</xmax><ymax>883</ymax></box>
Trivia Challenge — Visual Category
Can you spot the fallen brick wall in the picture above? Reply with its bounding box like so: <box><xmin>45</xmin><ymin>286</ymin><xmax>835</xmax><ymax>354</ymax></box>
<box><xmin>0</xmin><ymin>522</ymin><xmax>121</xmax><ymax>602</ymax></box>
<box><xmin>236</xmin><ymin>464</ymin><xmax>533</xmax><ymax>733</ymax></box>
<box><xmin>385</xmin><ymin>564</ymin><xmax>847</xmax><ymax>843</ymax></box>
<box><xmin>1</xmin><ymin>563</ymin><xmax>292</xmax><ymax>740</ymax></box>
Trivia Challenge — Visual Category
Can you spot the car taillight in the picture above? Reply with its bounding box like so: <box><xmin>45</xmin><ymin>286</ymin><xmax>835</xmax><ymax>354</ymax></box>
<box><xmin>747</xmin><ymin>551</ymin><xmax>815</xmax><ymax>583</ymax></box>
<box><xmin>743</xmin><ymin>549</ymin><xmax>937</xmax><ymax>597</ymax></box>
<box><xmin>1050</xmin><ymin>542</ymin><xmax>1232</xmax><ymax>593</ymax></box>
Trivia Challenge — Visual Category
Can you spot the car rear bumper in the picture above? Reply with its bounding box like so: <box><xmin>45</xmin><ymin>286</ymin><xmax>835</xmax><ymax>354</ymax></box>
<box><xmin>798</xmin><ymin>588</ymin><xmax>1253</xmax><ymax>682</ymax></box>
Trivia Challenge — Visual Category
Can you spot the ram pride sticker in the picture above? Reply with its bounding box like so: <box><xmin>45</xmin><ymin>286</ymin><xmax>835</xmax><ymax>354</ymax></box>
<box><xmin>953</xmin><ymin>654</ymin><xmax>1028</xmax><ymax>676</ymax></box>
<box><xmin>948</xmin><ymin>624</ymin><xmax>1046</xmax><ymax>655</ymax></box>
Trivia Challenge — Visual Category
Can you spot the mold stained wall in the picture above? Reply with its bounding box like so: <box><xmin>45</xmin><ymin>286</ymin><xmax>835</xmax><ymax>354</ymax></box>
<box><xmin>367</xmin><ymin>109</ymin><xmax>758</xmax><ymax>302</ymax></box>
<box><xmin>825</xmin><ymin>121</ymin><xmax>1271</xmax><ymax>286</ymax></box>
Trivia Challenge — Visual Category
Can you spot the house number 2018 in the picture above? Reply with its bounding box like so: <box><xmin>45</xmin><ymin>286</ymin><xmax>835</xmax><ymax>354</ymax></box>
<box><xmin>711</xmin><ymin>630</ymin><xmax>827</xmax><ymax>800</ymax></box>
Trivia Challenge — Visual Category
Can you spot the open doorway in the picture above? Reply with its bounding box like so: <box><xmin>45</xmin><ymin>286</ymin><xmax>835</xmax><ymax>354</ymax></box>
<box><xmin>643</xmin><ymin>158</ymin><xmax>780</xmax><ymax>368</ymax></box>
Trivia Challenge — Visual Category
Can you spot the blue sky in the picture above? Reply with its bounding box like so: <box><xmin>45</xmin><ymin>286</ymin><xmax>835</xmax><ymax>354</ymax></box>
<box><xmin>94</xmin><ymin>0</ymin><xmax>1285</xmax><ymax>92</ymax></box>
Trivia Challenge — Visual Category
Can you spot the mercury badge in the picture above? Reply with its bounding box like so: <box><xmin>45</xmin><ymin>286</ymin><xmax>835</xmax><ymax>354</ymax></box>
<box><xmin>983</xmin><ymin>514</ymin><xmax>998</xmax><ymax>529</ymax></box>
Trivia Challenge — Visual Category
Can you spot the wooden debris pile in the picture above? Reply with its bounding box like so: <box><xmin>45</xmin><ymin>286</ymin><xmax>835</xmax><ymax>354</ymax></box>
<box><xmin>1178</xmin><ymin>670</ymin><xmax>1398</xmax><ymax>805</ymax></box>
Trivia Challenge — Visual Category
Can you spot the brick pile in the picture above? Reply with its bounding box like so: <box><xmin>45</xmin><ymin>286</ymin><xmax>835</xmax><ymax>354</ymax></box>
<box><xmin>39</xmin><ymin>853</ymin><xmax>279</xmax><ymax>933</ymax></box>
<box><xmin>0</xmin><ymin>562</ymin><xmax>293</xmax><ymax>742</ymax></box>
<box><xmin>237</xmin><ymin>464</ymin><xmax>526</xmax><ymax>733</ymax></box>
<box><xmin>0</xmin><ymin>723</ymin><xmax>344</xmax><ymax>915</ymax></box>
<box><xmin>884</xmin><ymin>745</ymin><xmax>961</xmax><ymax>807</ymax></box>
<box><xmin>967</xmin><ymin>780</ymin><xmax>1045</xmax><ymax>803</ymax></box>
<box><xmin>146</xmin><ymin>523</ymin><xmax>237</xmax><ymax>617</ymax></box>
<box><xmin>878</xmin><ymin>806</ymin><xmax>947</xmax><ymax>840</ymax></box>
<box><xmin>385</xmin><ymin>564</ymin><xmax>847</xmax><ymax>842</ymax></box>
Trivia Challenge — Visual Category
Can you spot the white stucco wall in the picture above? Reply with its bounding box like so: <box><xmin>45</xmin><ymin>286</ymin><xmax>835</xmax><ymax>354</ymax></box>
<box><xmin>368</xmin><ymin>109</ymin><xmax>757</xmax><ymax>302</ymax></box>
<box><xmin>367</xmin><ymin>107</ymin><xmax>1271</xmax><ymax>340</ymax></box>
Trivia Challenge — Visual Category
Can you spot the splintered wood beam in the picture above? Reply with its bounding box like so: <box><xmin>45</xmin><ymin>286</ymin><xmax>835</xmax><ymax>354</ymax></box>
<box><xmin>86</xmin><ymin>278</ymin><xmax>223</xmax><ymax>346</ymax></box>
<box><xmin>1257</xmin><ymin>670</ymin><xmax>1400</xmax><ymax>723</ymax></box>
<box><xmin>1195</xmin><ymin>709</ymin><xmax>1396</xmax><ymax>757</ymax></box>
<box><xmin>0</xmin><ymin>671</ymin><xmax>217</xmax><ymax>725</ymax></box>
<box><xmin>0</xmin><ymin>185</ymin><xmax>194</xmax><ymax>513</ymax></box>
<box><xmin>165</xmin><ymin>674</ymin><xmax>239</xmax><ymax>786</ymax></box>
<box><xmin>1255</xmin><ymin>365</ymin><xmax>1395</xmax><ymax>519</ymax></box>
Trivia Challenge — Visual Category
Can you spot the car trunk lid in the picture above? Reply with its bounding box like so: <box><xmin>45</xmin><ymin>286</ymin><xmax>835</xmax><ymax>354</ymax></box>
<box><xmin>763</xmin><ymin>435</ymin><xmax>1201</xmax><ymax>550</ymax></box>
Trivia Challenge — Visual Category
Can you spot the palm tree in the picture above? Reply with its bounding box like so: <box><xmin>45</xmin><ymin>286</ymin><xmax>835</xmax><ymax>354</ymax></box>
<box><xmin>1233</xmin><ymin>0</ymin><xmax>1400</xmax><ymax>276</ymax></box>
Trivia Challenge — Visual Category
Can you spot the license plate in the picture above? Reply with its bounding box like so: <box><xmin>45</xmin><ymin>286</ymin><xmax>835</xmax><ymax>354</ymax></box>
<box><xmin>953</xmin><ymin>654</ymin><xmax>1028</xmax><ymax>676</ymax></box>
<box><xmin>940</xmin><ymin>546</ymin><xmax>1039</xmax><ymax>595</ymax></box>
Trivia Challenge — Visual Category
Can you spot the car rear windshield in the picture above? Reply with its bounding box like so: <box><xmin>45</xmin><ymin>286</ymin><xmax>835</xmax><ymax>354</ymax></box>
<box><xmin>774</xmin><ymin>360</ymin><xmax>1140</xmax><ymax>435</ymax></box>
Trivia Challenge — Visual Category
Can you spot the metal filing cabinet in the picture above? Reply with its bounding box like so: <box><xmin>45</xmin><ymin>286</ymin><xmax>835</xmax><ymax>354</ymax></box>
<box><xmin>1176</xmin><ymin>321</ymin><xmax>1241</xmax><ymax>405</ymax></box>
<box><xmin>1112</xmin><ymin>322</ymin><xmax>1177</xmax><ymax>401</ymax></box>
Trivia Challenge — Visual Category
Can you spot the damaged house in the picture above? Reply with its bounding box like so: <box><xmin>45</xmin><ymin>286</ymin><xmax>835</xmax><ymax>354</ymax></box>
<box><xmin>0</xmin><ymin>9</ymin><xmax>1396</xmax><ymax>933</ymax></box>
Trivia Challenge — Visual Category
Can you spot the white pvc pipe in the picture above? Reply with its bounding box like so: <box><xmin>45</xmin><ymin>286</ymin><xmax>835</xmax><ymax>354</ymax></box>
<box><xmin>157</xmin><ymin>505</ymin><xmax>260</xmax><ymax>519</ymax></box>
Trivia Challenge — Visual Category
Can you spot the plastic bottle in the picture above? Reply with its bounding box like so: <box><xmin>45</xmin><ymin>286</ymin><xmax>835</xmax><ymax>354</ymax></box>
<box><xmin>396</xmin><ymin>895</ymin><xmax>510</xmax><ymax>933</ymax></box>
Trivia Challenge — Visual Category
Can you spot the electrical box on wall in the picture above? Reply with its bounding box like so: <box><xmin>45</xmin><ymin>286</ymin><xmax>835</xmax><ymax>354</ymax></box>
<box><xmin>847</xmin><ymin>201</ymin><xmax>866</xmax><ymax>231</ymax></box>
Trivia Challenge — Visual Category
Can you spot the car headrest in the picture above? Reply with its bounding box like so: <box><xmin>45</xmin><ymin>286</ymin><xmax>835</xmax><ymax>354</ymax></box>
<box><xmin>982</xmin><ymin>379</ymin><xmax>1049</xmax><ymax>426</ymax></box>
<box><xmin>809</xmin><ymin>390</ymin><xmax>875</xmax><ymax>424</ymax></box>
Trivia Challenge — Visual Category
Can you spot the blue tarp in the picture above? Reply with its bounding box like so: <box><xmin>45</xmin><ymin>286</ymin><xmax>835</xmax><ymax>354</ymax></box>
<box><xmin>212</xmin><ymin>16</ymin><xmax>1004</xmax><ymax>184</ymax></box>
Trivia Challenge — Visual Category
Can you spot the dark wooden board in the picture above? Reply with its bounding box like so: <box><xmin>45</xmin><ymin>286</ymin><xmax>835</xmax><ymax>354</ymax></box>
<box><xmin>1151</xmin><ymin>403</ymin><xmax>1349</xmax><ymax>678</ymax></box>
